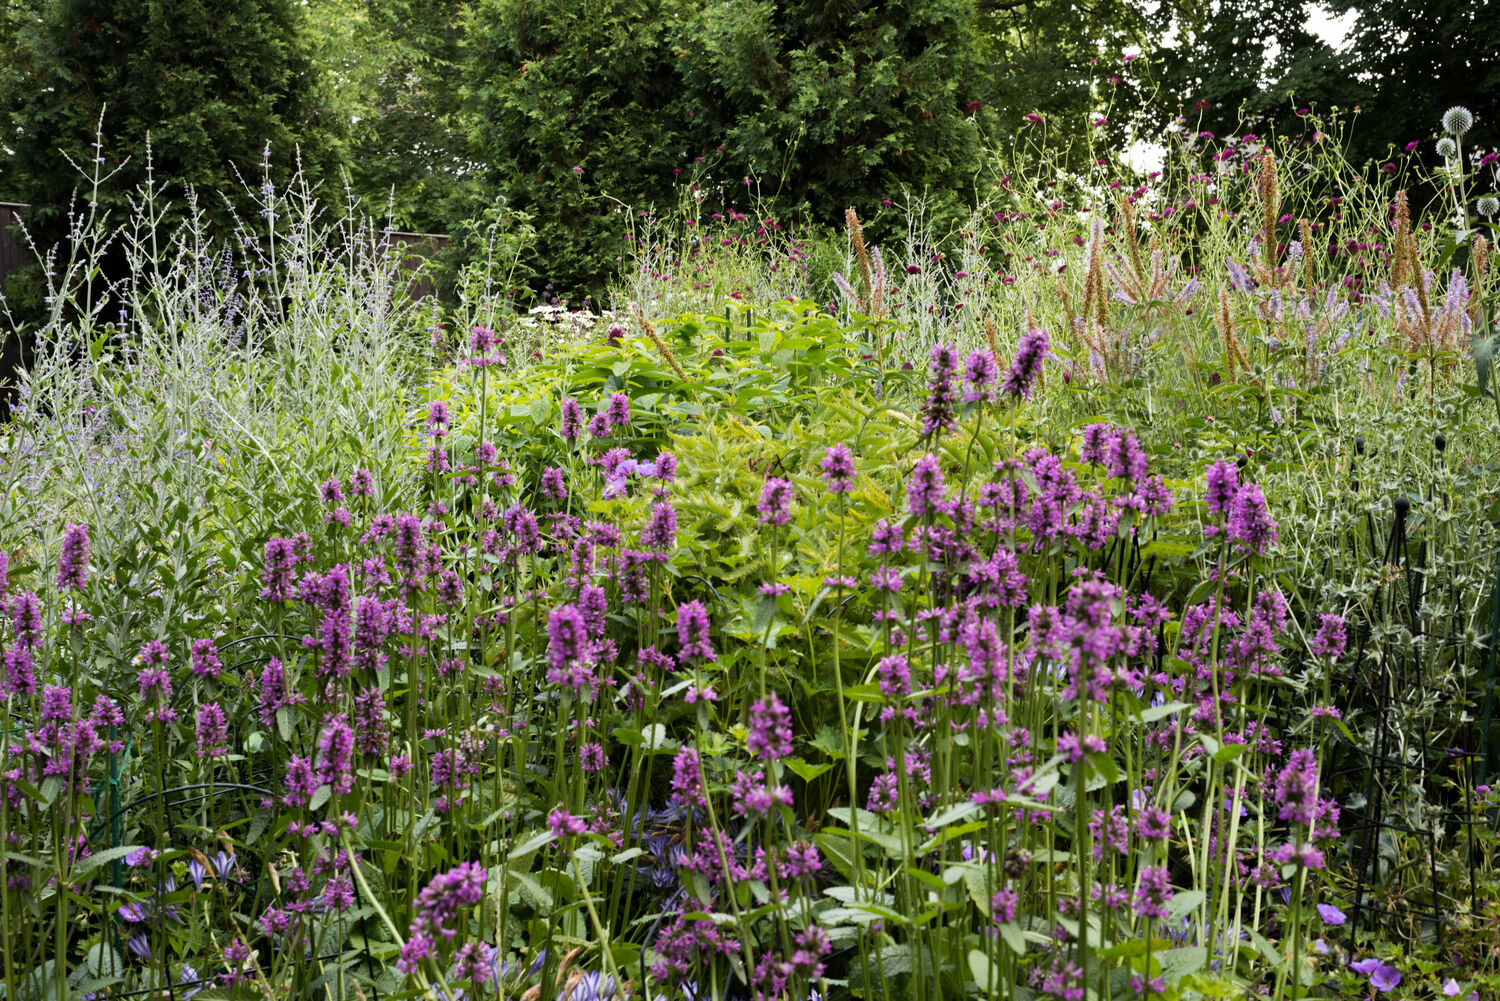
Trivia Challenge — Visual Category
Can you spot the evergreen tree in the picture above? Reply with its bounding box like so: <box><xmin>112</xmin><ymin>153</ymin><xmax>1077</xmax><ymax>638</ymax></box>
<box><xmin>1136</xmin><ymin>0</ymin><xmax>1498</xmax><ymax>183</ymax></box>
<box><xmin>463</xmin><ymin>0</ymin><xmax>989</xmax><ymax>299</ymax></box>
<box><xmin>0</xmin><ymin>0</ymin><xmax>337</xmax><ymax>265</ymax></box>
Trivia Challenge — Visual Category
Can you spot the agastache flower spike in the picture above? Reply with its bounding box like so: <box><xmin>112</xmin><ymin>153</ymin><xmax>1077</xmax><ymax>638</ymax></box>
<box><xmin>907</xmin><ymin>454</ymin><xmax>945</xmax><ymax>517</ymax></box>
<box><xmin>560</xmin><ymin>397</ymin><xmax>584</xmax><ymax>441</ymax></box>
<box><xmin>746</xmin><ymin>693</ymin><xmax>793</xmax><ymax>760</ymax></box>
<box><xmin>962</xmin><ymin>349</ymin><xmax>997</xmax><ymax>403</ymax></box>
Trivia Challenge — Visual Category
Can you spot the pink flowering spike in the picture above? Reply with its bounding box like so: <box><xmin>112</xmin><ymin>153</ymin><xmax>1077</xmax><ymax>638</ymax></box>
<box><xmin>546</xmin><ymin>805</ymin><xmax>587</xmax><ymax>838</ymax></box>
<box><xmin>1227</xmin><ymin>482</ymin><xmax>1278</xmax><ymax>554</ymax></box>
<box><xmin>1002</xmin><ymin>328</ymin><xmax>1048</xmax><ymax>399</ymax></box>
<box><xmin>746</xmin><ymin>693</ymin><xmax>793</xmax><ymax>760</ymax></box>
<box><xmin>56</xmin><ymin>523</ymin><xmax>91</xmax><ymax>590</ymax></box>
<box><xmin>676</xmin><ymin>600</ymin><xmax>716</xmax><ymax>663</ymax></box>
<box><xmin>921</xmin><ymin>344</ymin><xmax>959</xmax><ymax>437</ymax></box>
<box><xmin>757</xmin><ymin>478</ymin><xmax>795</xmax><ymax>525</ymax></box>
<box><xmin>821</xmin><ymin>443</ymin><xmax>856</xmax><ymax>492</ymax></box>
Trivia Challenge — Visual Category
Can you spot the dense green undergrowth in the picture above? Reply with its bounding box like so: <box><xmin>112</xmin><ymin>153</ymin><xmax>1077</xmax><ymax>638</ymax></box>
<box><xmin>0</xmin><ymin>110</ymin><xmax>1498</xmax><ymax>1001</ymax></box>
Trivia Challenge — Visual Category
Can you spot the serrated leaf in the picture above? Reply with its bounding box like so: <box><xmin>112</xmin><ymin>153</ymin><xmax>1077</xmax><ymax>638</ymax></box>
<box><xmin>86</xmin><ymin>942</ymin><xmax>125</xmax><ymax>978</ymax></box>
<box><xmin>1159</xmin><ymin>946</ymin><xmax>1207</xmax><ymax>980</ymax></box>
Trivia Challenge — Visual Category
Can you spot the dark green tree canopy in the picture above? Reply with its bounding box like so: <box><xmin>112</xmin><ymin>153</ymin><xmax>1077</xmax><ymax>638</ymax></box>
<box><xmin>0</xmin><ymin>0</ymin><xmax>337</xmax><ymax>250</ymax></box>
<box><xmin>464</xmin><ymin>0</ymin><xmax>990</xmax><ymax>298</ymax></box>
<box><xmin>1137</xmin><ymin>0</ymin><xmax>1498</xmax><ymax>175</ymax></box>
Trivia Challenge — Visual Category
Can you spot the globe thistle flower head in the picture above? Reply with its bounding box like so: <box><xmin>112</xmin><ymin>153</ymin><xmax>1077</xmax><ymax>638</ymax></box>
<box><xmin>1479</xmin><ymin>196</ymin><xmax>1499</xmax><ymax>218</ymax></box>
<box><xmin>1442</xmin><ymin>105</ymin><xmax>1473</xmax><ymax>136</ymax></box>
<box><xmin>1436</xmin><ymin>137</ymin><xmax>1458</xmax><ymax>160</ymax></box>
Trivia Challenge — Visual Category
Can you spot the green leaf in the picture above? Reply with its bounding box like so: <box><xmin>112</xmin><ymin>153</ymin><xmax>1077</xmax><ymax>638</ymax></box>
<box><xmin>841</xmin><ymin>684</ymin><xmax>885</xmax><ymax>703</ymax></box>
<box><xmin>782</xmin><ymin>757</ymin><xmax>834</xmax><ymax>783</ymax></box>
<box><xmin>1137</xmin><ymin>701</ymin><xmax>1190</xmax><ymax>723</ymax></box>
<box><xmin>1085</xmin><ymin>751</ymin><xmax>1121</xmax><ymax>785</ymax></box>
<box><xmin>1159</xmin><ymin>946</ymin><xmax>1207</xmax><ymax>980</ymax></box>
<box><xmin>968</xmin><ymin>948</ymin><xmax>995</xmax><ymax>989</ymax></box>
<box><xmin>73</xmin><ymin>846</ymin><xmax>146</xmax><ymax>881</ymax></box>
<box><xmin>810</xmin><ymin>725</ymin><xmax>847</xmax><ymax>759</ymax></box>
<box><xmin>1213</xmin><ymin>743</ymin><xmax>1248</xmax><ymax>764</ymax></box>
<box><xmin>1167</xmin><ymin>889</ymin><xmax>1204</xmax><ymax>922</ymax></box>
<box><xmin>309</xmin><ymin>784</ymin><xmax>332</xmax><ymax>813</ymax></box>
<box><xmin>85</xmin><ymin>941</ymin><xmax>125</xmax><ymax>978</ymax></box>
<box><xmin>508</xmin><ymin>830</ymin><xmax>556</xmax><ymax>860</ymax></box>
<box><xmin>925</xmin><ymin>801</ymin><xmax>979</xmax><ymax>828</ymax></box>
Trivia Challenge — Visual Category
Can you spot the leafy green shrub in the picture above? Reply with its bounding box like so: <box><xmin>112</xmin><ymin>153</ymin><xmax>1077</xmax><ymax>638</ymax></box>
<box><xmin>463</xmin><ymin>0</ymin><xmax>987</xmax><ymax>300</ymax></box>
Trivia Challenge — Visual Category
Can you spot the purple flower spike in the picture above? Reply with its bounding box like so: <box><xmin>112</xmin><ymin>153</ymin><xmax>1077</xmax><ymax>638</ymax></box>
<box><xmin>921</xmin><ymin>344</ymin><xmax>960</xmax><ymax>437</ymax></box>
<box><xmin>676</xmin><ymin>600</ymin><xmax>716</xmax><ymax>663</ymax></box>
<box><xmin>1228</xmin><ymin>482</ymin><xmax>1279</xmax><ymax>554</ymax></box>
<box><xmin>1002</xmin><ymin>327</ymin><xmax>1049</xmax><ymax>399</ymax></box>
<box><xmin>560</xmin><ymin>397</ymin><xmax>584</xmax><ymax>440</ymax></box>
<box><xmin>56</xmin><ymin>522</ymin><xmax>90</xmax><ymax>590</ymax></box>
<box><xmin>607</xmin><ymin>393</ymin><xmax>631</xmax><ymax>429</ymax></box>
<box><xmin>907</xmin><ymin>454</ymin><xmax>945</xmax><ymax>517</ymax></box>
<box><xmin>747</xmin><ymin>693</ymin><xmax>793</xmax><ymax>760</ymax></box>
<box><xmin>1204</xmin><ymin>459</ymin><xmax>1240</xmax><ymax>514</ymax></box>
<box><xmin>757</xmin><ymin>478</ymin><xmax>796</xmax><ymax>526</ymax></box>
<box><xmin>821</xmin><ymin>444</ymin><xmax>856</xmax><ymax>493</ymax></box>
<box><xmin>1310</xmin><ymin>614</ymin><xmax>1347</xmax><ymax>659</ymax></box>
<box><xmin>547</xmin><ymin>805</ymin><xmax>588</xmax><ymax>838</ymax></box>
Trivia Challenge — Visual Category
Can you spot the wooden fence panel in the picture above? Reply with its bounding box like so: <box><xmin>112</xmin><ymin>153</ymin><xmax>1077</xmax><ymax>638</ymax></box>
<box><xmin>0</xmin><ymin>203</ymin><xmax>27</xmax><ymax>296</ymax></box>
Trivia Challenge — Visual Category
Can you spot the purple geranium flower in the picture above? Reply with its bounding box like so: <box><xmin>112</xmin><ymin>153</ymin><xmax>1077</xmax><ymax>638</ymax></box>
<box><xmin>1316</xmin><ymin>902</ymin><xmax>1346</xmax><ymax>925</ymax></box>
<box><xmin>1368</xmin><ymin>964</ymin><xmax>1400</xmax><ymax>992</ymax></box>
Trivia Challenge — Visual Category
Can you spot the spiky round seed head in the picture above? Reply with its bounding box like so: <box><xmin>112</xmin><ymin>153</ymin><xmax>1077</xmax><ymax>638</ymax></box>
<box><xmin>1436</xmin><ymin>137</ymin><xmax>1458</xmax><ymax>160</ymax></box>
<box><xmin>1479</xmin><ymin>196</ymin><xmax>1499</xmax><ymax>218</ymax></box>
<box><xmin>1442</xmin><ymin>106</ymin><xmax>1473</xmax><ymax>136</ymax></box>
